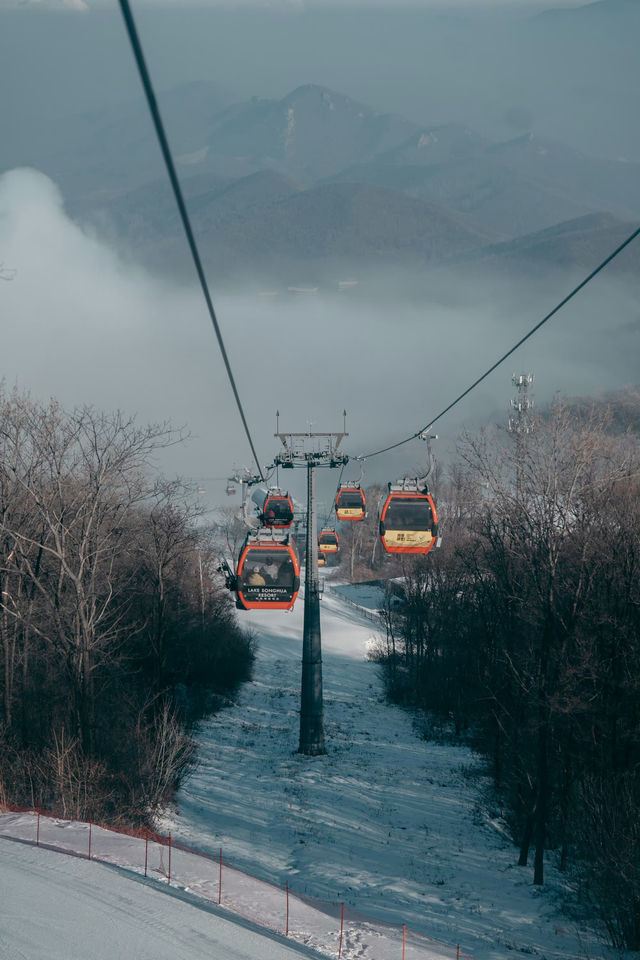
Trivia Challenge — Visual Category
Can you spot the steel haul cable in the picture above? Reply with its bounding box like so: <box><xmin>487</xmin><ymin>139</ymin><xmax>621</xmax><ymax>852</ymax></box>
<box><xmin>118</xmin><ymin>0</ymin><xmax>265</xmax><ymax>482</ymax></box>
<box><xmin>358</xmin><ymin>222</ymin><xmax>640</xmax><ymax>461</ymax></box>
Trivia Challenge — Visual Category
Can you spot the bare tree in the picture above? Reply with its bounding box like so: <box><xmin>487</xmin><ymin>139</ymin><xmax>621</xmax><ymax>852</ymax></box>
<box><xmin>459</xmin><ymin>400</ymin><xmax>637</xmax><ymax>884</ymax></box>
<box><xmin>0</xmin><ymin>393</ymin><xmax>184</xmax><ymax>753</ymax></box>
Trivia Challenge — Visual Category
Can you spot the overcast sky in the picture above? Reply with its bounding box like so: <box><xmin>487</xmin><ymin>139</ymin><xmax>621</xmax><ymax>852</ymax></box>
<box><xmin>0</xmin><ymin>0</ymin><xmax>598</xmax><ymax>8</ymax></box>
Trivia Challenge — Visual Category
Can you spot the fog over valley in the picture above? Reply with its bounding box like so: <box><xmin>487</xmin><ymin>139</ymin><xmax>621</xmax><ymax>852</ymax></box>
<box><xmin>2</xmin><ymin>165</ymin><xmax>638</xmax><ymax>507</ymax></box>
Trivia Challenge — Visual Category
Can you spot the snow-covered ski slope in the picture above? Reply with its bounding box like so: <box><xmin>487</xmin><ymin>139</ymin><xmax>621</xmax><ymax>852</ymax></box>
<box><xmin>158</xmin><ymin>586</ymin><xmax>615</xmax><ymax>960</ymax></box>
<box><xmin>0</xmin><ymin>587</ymin><xmax>620</xmax><ymax>960</ymax></box>
<box><xmin>0</xmin><ymin>838</ymin><xmax>319</xmax><ymax>960</ymax></box>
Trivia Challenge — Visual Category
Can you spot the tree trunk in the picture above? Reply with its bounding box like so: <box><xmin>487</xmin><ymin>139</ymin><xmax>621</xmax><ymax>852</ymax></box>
<box><xmin>518</xmin><ymin>809</ymin><xmax>535</xmax><ymax>867</ymax></box>
<box><xmin>533</xmin><ymin>709</ymin><xmax>549</xmax><ymax>884</ymax></box>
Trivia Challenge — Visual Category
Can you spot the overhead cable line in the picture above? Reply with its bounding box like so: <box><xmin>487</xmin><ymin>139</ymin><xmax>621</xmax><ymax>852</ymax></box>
<box><xmin>358</xmin><ymin>223</ymin><xmax>640</xmax><ymax>460</ymax></box>
<box><xmin>320</xmin><ymin>461</ymin><xmax>345</xmax><ymax>530</ymax></box>
<box><xmin>117</xmin><ymin>0</ymin><xmax>265</xmax><ymax>482</ymax></box>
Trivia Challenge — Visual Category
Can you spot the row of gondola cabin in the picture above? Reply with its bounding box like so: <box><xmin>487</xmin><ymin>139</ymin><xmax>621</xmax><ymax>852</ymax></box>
<box><xmin>231</xmin><ymin>472</ymin><xmax>437</xmax><ymax>611</ymax></box>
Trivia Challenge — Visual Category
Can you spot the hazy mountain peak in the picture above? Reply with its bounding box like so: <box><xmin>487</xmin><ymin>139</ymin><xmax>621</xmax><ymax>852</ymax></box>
<box><xmin>281</xmin><ymin>83</ymin><xmax>367</xmax><ymax>112</ymax></box>
<box><xmin>205</xmin><ymin>83</ymin><xmax>417</xmax><ymax>182</ymax></box>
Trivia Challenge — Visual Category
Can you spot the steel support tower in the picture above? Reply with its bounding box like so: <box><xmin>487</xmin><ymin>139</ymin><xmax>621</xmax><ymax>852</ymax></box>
<box><xmin>274</xmin><ymin>420</ymin><xmax>348</xmax><ymax>756</ymax></box>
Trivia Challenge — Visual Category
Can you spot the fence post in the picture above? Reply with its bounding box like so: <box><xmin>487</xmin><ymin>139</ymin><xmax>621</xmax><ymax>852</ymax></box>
<box><xmin>286</xmin><ymin>880</ymin><xmax>289</xmax><ymax>936</ymax></box>
<box><xmin>144</xmin><ymin>829</ymin><xmax>149</xmax><ymax>877</ymax></box>
<box><xmin>457</xmin><ymin>947</ymin><xmax>460</xmax><ymax>960</ymax></box>
<box><xmin>338</xmin><ymin>902</ymin><xmax>344</xmax><ymax>959</ymax></box>
<box><xmin>402</xmin><ymin>923</ymin><xmax>406</xmax><ymax>960</ymax></box>
<box><xmin>218</xmin><ymin>847</ymin><xmax>222</xmax><ymax>904</ymax></box>
<box><xmin>88</xmin><ymin>814</ymin><xmax>92</xmax><ymax>860</ymax></box>
<box><xmin>167</xmin><ymin>833</ymin><xmax>172</xmax><ymax>886</ymax></box>
<box><xmin>36</xmin><ymin>805</ymin><xmax>40</xmax><ymax>847</ymax></box>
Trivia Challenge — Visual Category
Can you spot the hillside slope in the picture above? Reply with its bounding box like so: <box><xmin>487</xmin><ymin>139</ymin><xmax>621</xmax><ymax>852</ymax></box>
<box><xmin>158</xmin><ymin>589</ymin><xmax>613</xmax><ymax>960</ymax></box>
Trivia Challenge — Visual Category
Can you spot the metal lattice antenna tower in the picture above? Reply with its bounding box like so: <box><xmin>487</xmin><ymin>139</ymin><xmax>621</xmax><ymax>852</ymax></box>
<box><xmin>509</xmin><ymin>373</ymin><xmax>535</xmax><ymax>435</ymax></box>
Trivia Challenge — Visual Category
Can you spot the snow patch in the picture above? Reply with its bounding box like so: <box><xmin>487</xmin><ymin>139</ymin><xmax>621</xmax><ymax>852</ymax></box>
<box><xmin>284</xmin><ymin>107</ymin><xmax>295</xmax><ymax>151</ymax></box>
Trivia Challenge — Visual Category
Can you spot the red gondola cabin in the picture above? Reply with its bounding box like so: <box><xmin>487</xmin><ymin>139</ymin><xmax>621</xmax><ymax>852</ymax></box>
<box><xmin>236</xmin><ymin>531</ymin><xmax>300</xmax><ymax>610</ymax></box>
<box><xmin>257</xmin><ymin>489</ymin><xmax>294</xmax><ymax>528</ymax></box>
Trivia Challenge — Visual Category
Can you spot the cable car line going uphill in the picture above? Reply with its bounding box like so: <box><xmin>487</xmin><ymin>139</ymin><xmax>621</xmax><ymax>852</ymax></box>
<box><xmin>120</xmin><ymin>0</ymin><xmax>640</xmax><ymax>603</ymax></box>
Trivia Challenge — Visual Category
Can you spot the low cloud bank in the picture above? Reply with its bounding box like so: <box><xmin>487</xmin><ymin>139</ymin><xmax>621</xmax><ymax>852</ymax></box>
<box><xmin>1</xmin><ymin>168</ymin><xmax>638</xmax><ymax>502</ymax></box>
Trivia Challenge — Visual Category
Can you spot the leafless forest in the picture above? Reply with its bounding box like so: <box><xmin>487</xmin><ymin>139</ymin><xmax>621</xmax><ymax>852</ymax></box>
<box><xmin>2</xmin><ymin>382</ymin><xmax>639</xmax><ymax>950</ymax></box>
<box><xmin>340</xmin><ymin>392</ymin><xmax>640</xmax><ymax>952</ymax></box>
<box><xmin>0</xmin><ymin>386</ymin><xmax>254</xmax><ymax>826</ymax></box>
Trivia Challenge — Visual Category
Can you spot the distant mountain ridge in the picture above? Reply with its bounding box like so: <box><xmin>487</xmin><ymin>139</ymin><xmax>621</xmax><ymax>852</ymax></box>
<box><xmin>454</xmin><ymin>211</ymin><xmax>640</xmax><ymax>281</ymax></box>
<box><xmin>14</xmin><ymin>78</ymin><xmax>638</xmax><ymax>285</ymax></box>
<box><xmin>326</xmin><ymin>129</ymin><xmax>640</xmax><ymax>236</ymax></box>
<box><xmin>214</xmin><ymin>180</ymin><xmax>494</xmax><ymax>265</ymax></box>
<box><xmin>105</xmin><ymin>173</ymin><xmax>497</xmax><ymax>280</ymax></box>
<box><xmin>200</xmin><ymin>84</ymin><xmax>419</xmax><ymax>183</ymax></box>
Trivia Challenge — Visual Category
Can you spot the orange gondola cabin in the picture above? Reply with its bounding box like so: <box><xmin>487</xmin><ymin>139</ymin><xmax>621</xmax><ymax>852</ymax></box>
<box><xmin>236</xmin><ymin>531</ymin><xmax>300</xmax><ymax>610</ymax></box>
<box><xmin>379</xmin><ymin>481</ymin><xmax>438</xmax><ymax>555</ymax></box>
<box><xmin>335</xmin><ymin>483</ymin><xmax>366</xmax><ymax>521</ymax></box>
<box><xmin>318</xmin><ymin>529</ymin><xmax>339</xmax><ymax>554</ymax></box>
<box><xmin>256</xmin><ymin>488</ymin><xmax>294</xmax><ymax>528</ymax></box>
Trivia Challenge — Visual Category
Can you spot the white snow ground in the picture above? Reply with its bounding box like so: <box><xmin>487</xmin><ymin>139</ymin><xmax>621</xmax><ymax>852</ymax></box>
<box><xmin>157</xmin><ymin>586</ymin><xmax>618</xmax><ymax>960</ymax></box>
<box><xmin>0</xmin><ymin>838</ymin><xmax>319</xmax><ymax>960</ymax></box>
<box><xmin>0</xmin><ymin>586</ymin><xmax>623</xmax><ymax>960</ymax></box>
